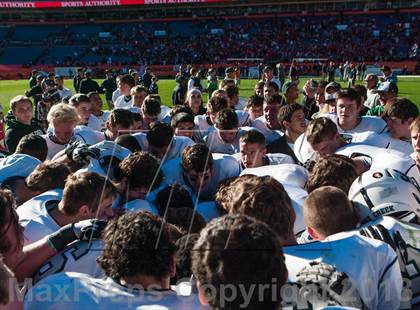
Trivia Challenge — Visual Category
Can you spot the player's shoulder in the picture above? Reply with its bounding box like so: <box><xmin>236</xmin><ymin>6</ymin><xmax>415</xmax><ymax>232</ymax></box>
<box><xmin>123</xmin><ymin>199</ymin><xmax>159</xmax><ymax>215</ymax></box>
<box><xmin>17</xmin><ymin>189</ymin><xmax>62</xmax><ymax>218</ymax></box>
<box><xmin>74</xmin><ymin>125</ymin><xmax>105</xmax><ymax>145</ymax></box>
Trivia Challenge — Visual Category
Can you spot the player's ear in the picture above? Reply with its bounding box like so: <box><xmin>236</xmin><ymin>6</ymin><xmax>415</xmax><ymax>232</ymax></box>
<box><xmin>196</xmin><ymin>280</ymin><xmax>209</xmax><ymax>306</ymax></box>
<box><xmin>406</xmin><ymin>117</ymin><xmax>414</xmax><ymax>126</ymax></box>
<box><xmin>78</xmin><ymin>205</ymin><xmax>91</xmax><ymax>217</ymax></box>
<box><xmin>105</xmin><ymin>120</ymin><xmax>112</xmax><ymax>132</ymax></box>
<box><xmin>169</xmin><ymin>255</ymin><xmax>176</xmax><ymax>278</ymax></box>
<box><xmin>261</xmin><ymin>146</ymin><xmax>267</xmax><ymax>156</ymax></box>
<box><xmin>307</xmin><ymin>226</ymin><xmax>320</xmax><ymax>240</ymax></box>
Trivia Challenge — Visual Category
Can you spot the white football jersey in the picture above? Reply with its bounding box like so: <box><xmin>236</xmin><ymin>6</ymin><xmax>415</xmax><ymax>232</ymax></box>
<box><xmin>96</xmin><ymin>110</ymin><xmax>110</xmax><ymax>129</ymax></box>
<box><xmin>41</xmin><ymin>133</ymin><xmax>69</xmax><ymax>160</ymax></box>
<box><xmin>240</xmin><ymin>163</ymin><xmax>309</xmax><ymax>189</ymax></box>
<box><xmin>251</xmin><ymin>115</ymin><xmax>283</xmax><ymax>144</ymax></box>
<box><xmin>162</xmin><ymin>154</ymin><xmax>241</xmax><ymax>200</ymax></box>
<box><xmin>380</xmin><ymin>132</ymin><xmax>413</xmax><ymax>156</ymax></box>
<box><xmin>336</xmin><ymin>144</ymin><xmax>419</xmax><ymax>182</ymax></box>
<box><xmin>239</xmin><ymin>164</ymin><xmax>309</xmax><ymax>236</ymax></box>
<box><xmin>327</xmin><ymin>114</ymin><xmax>387</xmax><ymax>134</ymax></box>
<box><xmin>25</xmin><ymin>272</ymin><xmax>205</xmax><ymax>310</ymax></box>
<box><xmin>33</xmin><ymin>240</ymin><xmax>103</xmax><ymax>284</ymax></box>
<box><xmin>111</xmin><ymin>88</ymin><xmax>121</xmax><ymax>103</ymax></box>
<box><xmin>358</xmin><ymin>216</ymin><xmax>420</xmax><ymax>309</ymax></box>
<box><xmin>17</xmin><ymin>189</ymin><xmax>63</xmax><ymax>245</ymax></box>
<box><xmin>284</xmin><ymin>232</ymin><xmax>402</xmax><ymax>310</ymax></box>
<box><xmin>114</xmin><ymin>95</ymin><xmax>133</xmax><ymax>109</ymax></box>
<box><xmin>74</xmin><ymin>125</ymin><xmax>106</xmax><ymax>146</ymax></box>
<box><xmin>293</xmin><ymin>131</ymin><xmax>390</xmax><ymax>164</ymax></box>
<box><xmin>204</xmin><ymin>127</ymin><xmax>255</xmax><ymax>155</ymax></box>
<box><xmin>132</xmin><ymin>132</ymin><xmax>195</xmax><ymax>162</ymax></box>
<box><xmin>87</xmin><ymin>114</ymin><xmax>102</xmax><ymax>131</ymax></box>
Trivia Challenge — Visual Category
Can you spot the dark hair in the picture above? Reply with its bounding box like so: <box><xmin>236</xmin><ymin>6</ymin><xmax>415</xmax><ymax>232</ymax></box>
<box><xmin>170</xmin><ymin>105</ymin><xmax>193</xmax><ymax>118</ymax></box>
<box><xmin>0</xmin><ymin>190</ymin><xmax>20</xmax><ymax>255</ymax></box>
<box><xmin>174</xmin><ymin>234</ymin><xmax>200</xmax><ymax>282</ymax></box>
<box><xmin>215</xmin><ymin>108</ymin><xmax>239</xmax><ymax>130</ymax></box>
<box><xmin>108</xmin><ymin>109</ymin><xmax>134</xmax><ymax>129</ymax></box>
<box><xmin>306</xmin><ymin>117</ymin><xmax>338</xmax><ymax>145</ymax></box>
<box><xmin>170</xmin><ymin>112</ymin><xmax>194</xmax><ymax>129</ymax></box>
<box><xmin>142</xmin><ymin>98</ymin><xmax>161</xmax><ymax>116</ymax></box>
<box><xmin>119</xmin><ymin>74</ymin><xmax>136</xmax><ymax>88</ymax></box>
<box><xmin>166</xmin><ymin>207</ymin><xmax>206</xmax><ymax>234</ymax></box>
<box><xmin>264</xmin><ymin>81</ymin><xmax>279</xmax><ymax>93</ymax></box>
<box><xmin>98</xmin><ymin>211</ymin><xmax>176</xmax><ymax>281</ymax></box>
<box><xmin>146</xmin><ymin>122</ymin><xmax>174</xmax><ymax>147</ymax></box>
<box><xmin>15</xmin><ymin>134</ymin><xmax>48</xmax><ymax>162</ymax></box>
<box><xmin>239</xmin><ymin>130</ymin><xmax>266</xmax><ymax>146</ymax></box>
<box><xmin>156</xmin><ymin>184</ymin><xmax>194</xmax><ymax>215</ymax></box>
<box><xmin>87</xmin><ymin>91</ymin><xmax>99</xmax><ymax>99</ymax></box>
<box><xmin>115</xmin><ymin>134</ymin><xmax>141</xmax><ymax>153</ymax></box>
<box><xmin>352</xmin><ymin>85</ymin><xmax>367</xmax><ymax>105</ymax></box>
<box><xmin>265</xmin><ymin>93</ymin><xmax>285</xmax><ymax>106</ymax></box>
<box><xmin>26</xmin><ymin>161</ymin><xmax>71</xmax><ymax>192</ymax></box>
<box><xmin>69</xmin><ymin>93</ymin><xmax>90</xmax><ymax>107</ymax></box>
<box><xmin>336</xmin><ymin>88</ymin><xmax>360</xmax><ymax>106</ymax></box>
<box><xmin>246</xmin><ymin>95</ymin><xmax>264</xmax><ymax>110</ymax></box>
<box><xmin>383</xmin><ymin>97</ymin><xmax>419</xmax><ymax>122</ymax></box>
<box><xmin>118</xmin><ymin>152</ymin><xmax>163</xmax><ymax>190</ymax></box>
<box><xmin>181</xmin><ymin>144</ymin><xmax>213</xmax><ymax>173</ymax></box>
<box><xmin>224</xmin><ymin>85</ymin><xmax>239</xmax><ymax>99</ymax></box>
<box><xmin>226</xmin><ymin>175</ymin><xmax>293</xmax><ymax>238</ymax></box>
<box><xmin>192</xmin><ymin>214</ymin><xmax>286</xmax><ymax>310</ymax></box>
<box><xmin>207</xmin><ymin>96</ymin><xmax>228</xmax><ymax>114</ymax></box>
<box><xmin>306</xmin><ymin>154</ymin><xmax>358</xmax><ymax>193</ymax></box>
<box><xmin>131</xmin><ymin>111</ymin><xmax>142</xmax><ymax>123</ymax></box>
<box><xmin>277</xmin><ymin>104</ymin><xmax>304</xmax><ymax>130</ymax></box>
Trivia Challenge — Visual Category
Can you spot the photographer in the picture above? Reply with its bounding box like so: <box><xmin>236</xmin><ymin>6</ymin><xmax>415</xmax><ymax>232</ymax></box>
<box><xmin>37</xmin><ymin>78</ymin><xmax>61</xmax><ymax>131</ymax></box>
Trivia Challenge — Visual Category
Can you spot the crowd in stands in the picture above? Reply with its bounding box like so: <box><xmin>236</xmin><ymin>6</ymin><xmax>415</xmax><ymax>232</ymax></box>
<box><xmin>2</xmin><ymin>12</ymin><xmax>418</xmax><ymax>67</ymax></box>
<box><xmin>0</xmin><ymin>59</ymin><xmax>419</xmax><ymax>309</ymax></box>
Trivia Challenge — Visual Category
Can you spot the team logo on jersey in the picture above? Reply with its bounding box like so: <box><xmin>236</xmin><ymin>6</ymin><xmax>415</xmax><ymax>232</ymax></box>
<box><xmin>340</xmin><ymin>134</ymin><xmax>353</xmax><ymax>144</ymax></box>
<box><xmin>372</xmin><ymin>172</ymin><xmax>383</xmax><ymax>178</ymax></box>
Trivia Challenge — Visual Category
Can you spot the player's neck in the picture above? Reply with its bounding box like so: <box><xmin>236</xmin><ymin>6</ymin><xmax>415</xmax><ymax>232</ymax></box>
<box><xmin>285</xmin><ymin>130</ymin><xmax>299</xmax><ymax>144</ymax></box>
<box><xmin>119</xmin><ymin>275</ymin><xmax>170</xmax><ymax>290</ymax></box>
<box><xmin>49</xmin><ymin>207</ymin><xmax>77</xmax><ymax>227</ymax></box>
<box><xmin>280</xmin><ymin>234</ymin><xmax>298</xmax><ymax>247</ymax></box>
<box><xmin>339</xmin><ymin>116</ymin><xmax>360</xmax><ymax>130</ymax></box>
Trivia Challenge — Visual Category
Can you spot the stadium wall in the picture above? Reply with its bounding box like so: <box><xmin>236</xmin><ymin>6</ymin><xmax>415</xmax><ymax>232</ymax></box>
<box><xmin>0</xmin><ymin>61</ymin><xmax>418</xmax><ymax>80</ymax></box>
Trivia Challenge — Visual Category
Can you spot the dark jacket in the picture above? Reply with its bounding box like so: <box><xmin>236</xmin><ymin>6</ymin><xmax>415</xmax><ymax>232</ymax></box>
<box><xmin>100</xmin><ymin>78</ymin><xmax>117</xmax><ymax>100</ymax></box>
<box><xmin>79</xmin><ymin>78</ymin><xmax>100</xmax><ymax>94</ymax></box>
<box><xmin>301</xmin><ymin>95</ymin><xmax>319</xmax><ymax>120</ymax></box>
<box><xmin>266</xmin><ymin>135</ymin><xmax>299</xmax><ymax>164</ymax></box>
<box><xmin>4</xmin><ymin>111</ymin><xmax>45</xmax><ymax>153</ymax></box>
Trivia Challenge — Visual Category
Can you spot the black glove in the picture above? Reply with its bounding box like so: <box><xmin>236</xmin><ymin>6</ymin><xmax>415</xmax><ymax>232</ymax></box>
<box><xmin>47</xmin><ymin>219</ymin><xmax>107</xmax><ymax>252</ymax></box>
<box><xmin>72</xmin><ymin>143</ymin><xmax>100</xmax><ymax>166</ymax></box>
<box><xmin>65</xmin><ymin>140</ymin><xmax>86</xmax><ymax>161</ymax></box>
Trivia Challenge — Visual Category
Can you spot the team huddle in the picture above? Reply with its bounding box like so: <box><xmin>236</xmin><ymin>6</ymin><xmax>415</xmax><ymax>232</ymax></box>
<box><xmin>0</xmin><ymin>65</ymin><xmax>419</xmax><ymax>310</ymax></box>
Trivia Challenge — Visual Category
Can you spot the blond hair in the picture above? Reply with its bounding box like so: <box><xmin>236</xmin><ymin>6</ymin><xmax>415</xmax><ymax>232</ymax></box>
<box><xmin>47</xmin><ymin>103</ymin><xmax>80</xmax><ymax>125</ymax></box>
<box><xmin>410</xmin><ymin>117</ymin><xmax>420</xmax><ymax>133</ymax></box>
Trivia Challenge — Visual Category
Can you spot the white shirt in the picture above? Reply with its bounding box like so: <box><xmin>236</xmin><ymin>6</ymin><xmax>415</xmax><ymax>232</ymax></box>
<box><xmin>25</xmin><ymin>272</ymin><xmax>205</xmax><ymax>310</ymax></box>
<box><xmin>251</xmin><ymin>115</ymin><xmax>283</xmax><ymax>144</ymax></box>
<box><xmin>284</xmin><ymin>232</ymin><xmax>402</xmax><ymax>310</ymax></box>
<box><xmin>74</xmin><ymin>125</ymin><xmax>106</xmax><ymax>145</ymax></box>
<box><xmin>380</xmin><ymin>132</ymin><xmax>413</xmax><ymax>156</ymax></box>
<box><xmin>162</xmin><ymin>153</ymin><xmax>241</xmax><ymax>200</ymax></box>
<box><xmin>111</xmin><ymin>88</ymin><xmax>121</xmax><ymax>103</ymax></box>
<box><xmin>96</xmin><ymin>110</ymin><xmax>111</xmax><ymax>129</ymax></box>
<box><xmin>293</xmin><ymin>131</ymin><xmax>391</xmax><ymax>164</ymax></box>
<box><xmin>336</xmin><ymin>143</ymin><xmax>419</xmax><ymax>182</ymax></box>
<box><xmin>57</xmin><ymin>87</ymin><xmax>72</xmax><ymax>100</ymax></box>
<box><xmin>327</xmin><ymin>114</ymin><xmax>387</xmax><ymax>134</ymax></box>
<box><xmin>17</xmin><ymin>189</ymin><xmax>63</xmax><ymax>245</ymax></box>
<box><xmin>204</xmin><ymin>127</ymin><xmax>255</xmax><ymax>155</ymax></box>
<box><xmin>86</xmin><ymin>114</ymin><xmax>102</xmax><ymax>131</ymax></box>
<box><xmin>33</xmin><ymin>240</ymin><xmax>104</xmax><ymax>284</ymax></box>
<box><xmin>114</xmin><ymin>95</ymin><xmax>133</xmax><ymax>109</ymax></box>
<box><xmin>232</xmin><ymin>152</ymin><xmax>294</xmax><ymax>170</ymax></box>
<box><xmin>132</xmin><ymin>133</ymin><xmax>195</xmax><ymax>162</ymax></box>
<box><xmin>365</xmin><ymin>89</ymin><xmax>381</xmax><ymax>109</ymax></box>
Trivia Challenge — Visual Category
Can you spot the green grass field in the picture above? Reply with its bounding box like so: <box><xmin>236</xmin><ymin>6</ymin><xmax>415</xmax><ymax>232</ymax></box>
<box><xmin>0</xmin><ymin>77</ymin><xmax>419</xmax><ymax>115</ymax></box>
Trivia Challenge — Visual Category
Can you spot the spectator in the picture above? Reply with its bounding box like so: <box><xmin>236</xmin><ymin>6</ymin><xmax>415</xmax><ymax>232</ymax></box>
<box><xmin>79</xmin><ymin>70</ymin><xmax>100</xmax><ymax>94</ymax></box>
<box><xmin>367</xmin><ymin>82</ymin><xmax>398</xmax><ymax>116</ymax></box>
<box><xmin>99</xmin><ymin>69</ymin><xmax>117</xmax><ymax>109</ymax></box>
<box><xmin>142</xmin><ymin>67</ymin><xmax>153</xmax><ymax>89</ymax></box>
<box><xmin>72</xmin><ymin>68</ymin><xmax>84</xmax><ymax>92</ymax></box>
<box><xmin>363</xmin><ymin>74</ymin><xmax>380</xmax><ymax>109</ymax></box>
<box><xmin>5</xmin><ymin>96</ymin><xmax>44</xmax><ymax>153</ymax></box>
<box><xmin>54</xmin><ymin>75</ymin><xmax>72</xmax><ymax>100</ymax></box>
<box><xmin>380</xmin><ymin>65</ymin><xmax>398</xmax><ymax>85</ymax></box>
<box><xmin>28</xmin><ymin>69</ymin><xmax>38</xmax><ymax>89</ymax></box>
